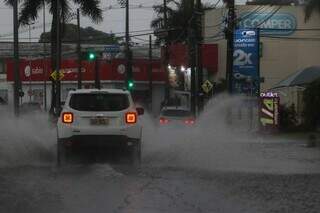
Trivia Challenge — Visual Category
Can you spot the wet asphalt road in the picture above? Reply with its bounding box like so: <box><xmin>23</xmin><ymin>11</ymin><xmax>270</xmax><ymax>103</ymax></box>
<box><xmin>0</xmin><ymin>111</ymin><xmax>320</xmax><ymax>213</ymax></box>
<box><xmin>0</xmin><ymin>162</ymin><xmax>320</xmax><ymax>213</ymax></box>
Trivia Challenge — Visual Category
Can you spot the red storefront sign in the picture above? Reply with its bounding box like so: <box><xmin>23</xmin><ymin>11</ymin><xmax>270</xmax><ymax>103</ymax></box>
<box><xmin>165</xmin><ymin>43</ymin><xmax>219</xmax><ymax>73</ymax></box>
<box><xmin>6</xmin><ymin>59</ymin><xmax>166</xmax><ymax>82</ymax></box>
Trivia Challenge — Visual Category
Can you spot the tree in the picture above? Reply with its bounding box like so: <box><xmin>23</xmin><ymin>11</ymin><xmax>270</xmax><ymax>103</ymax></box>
<box><xmin>39</xmin><ymin>24</ymin><xmax>121</xmax><ymax>44</ymax></box>
<box><xmin>303</xmin><ymin>79</ymin><xmax>320</xmax><ymax>130</ymax></box>
<box><xmin>151</xmin><ymin>0</ymin><xmax>213</xmax><ymax>44</ymax></box>
<box><xmin>4</xmin><ymin>0</ymin><xmax>103</xmax><ymax>114</ymax></box>
<box><xmin>305</xmin><ymin>0</ymin><xmax>320</xmax><ymax>21</ymax></box>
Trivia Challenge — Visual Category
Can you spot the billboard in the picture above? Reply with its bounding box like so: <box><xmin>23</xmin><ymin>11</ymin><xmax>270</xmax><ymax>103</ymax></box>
<box><xmin>6</xmin><ymin>59</ymin><xmax>166</xmax><ymax>82</ymax></box>
<box><xmin>233</xmin><ymin>29</ymin><xmax>260</xmax><ymax>95</ymax></box>
<box><xmin>238</xmin><ymin>13</ymin><xmax>297</xmax><ymax>36</ymax></box>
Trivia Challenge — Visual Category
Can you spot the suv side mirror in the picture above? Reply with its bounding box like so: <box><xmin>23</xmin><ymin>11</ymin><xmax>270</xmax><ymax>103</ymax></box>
<box><xmin>136</xmin><ymin>107</ymin><xmax>144</xmax><ymax>116</ymax></box>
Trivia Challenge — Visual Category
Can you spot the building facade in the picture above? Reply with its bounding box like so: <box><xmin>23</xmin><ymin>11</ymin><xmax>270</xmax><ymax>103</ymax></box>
<box><xmin>204</xmin><ymin>5</ymin><xmax>320</xmax><ymax>91</ymax></box>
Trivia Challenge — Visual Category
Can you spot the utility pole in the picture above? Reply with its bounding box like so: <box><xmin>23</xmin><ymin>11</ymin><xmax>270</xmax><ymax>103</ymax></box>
<box><xmin>13</xmin><ymin>0</ymin><xmax>20</xmax><ymax>116</ymax></box>
<box><xmin>77</xmin><ymin>8</ymin><xmax>82</xmax><ymax>89</ymax></box>
<box><xmin>55</xmin><ymin>0</ymin><xmax>61</xmax><ymax>115</ymax></box>
<box><xmin>163</xmin><ymin>0</ymin><xmax>169</xmax><ymax>100</ymax></box>
<box><xmin>195</xmin><ymin>0</ymin><xmax>204</xmax><ymax>113</ymax></box>
<box><xmin>226</xmin><ymin>0</ymin><xmax>235</xmax><ymax>93</ymax></box>
<box><xmin>43</xmin><ymin>0</ymin><xmax>47</xmax><ymax>111</ymax></box>
<box><xmin>148</xmin><ymin>35</ymin><xmax>153</xmax><ymax>110</ymax></box>
<box><xmin>188</xmin><ymin>1</ymin><xmax>197</xmax><ymax>117</ymax></box>
<box><xmin>94</xmin><ymin>59</ymin><xmax>101</xmax><ymax>89</ymax></box>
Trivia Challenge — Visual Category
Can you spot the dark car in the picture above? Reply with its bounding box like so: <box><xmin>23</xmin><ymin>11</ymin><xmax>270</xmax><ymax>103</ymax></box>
<box><xmin>158</xmin><ymin>107</ymin><xmax>195</xmax><ymax>127</ymax></box>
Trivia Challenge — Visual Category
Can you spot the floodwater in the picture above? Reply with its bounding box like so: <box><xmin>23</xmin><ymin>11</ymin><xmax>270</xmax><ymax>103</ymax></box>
<box><xmin>0</xmin><ymin>95</ymin><xmax>320</xmax><ymax>213</ymax></box>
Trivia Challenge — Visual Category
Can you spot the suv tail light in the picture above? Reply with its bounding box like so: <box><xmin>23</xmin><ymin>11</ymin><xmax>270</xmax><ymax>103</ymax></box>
<box><xmin>184</xmin><ymin>118</ymin><xmax>195</xmax><ymax>125</ymax></box>
<box><xmin>126</xmin><ymin>112</ymin><xmax>137</xmax><ymax>124</ymax></box>
<box><xmin>160</xmin><ymin>117</ymin><xmax>169</xmax><ymax>124</ymax></box>
<box><xmin>62</xmin><ymin>112</ymin><xmax>74</xmax><ymax>124</ymax></box>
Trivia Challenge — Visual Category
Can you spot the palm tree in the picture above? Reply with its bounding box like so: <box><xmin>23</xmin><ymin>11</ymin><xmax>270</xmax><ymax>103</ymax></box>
<box><xmin>4</xmin><ymin>0</ymin><xmax>103</xmax><ymax>114</ymax></box>
<box><xmin>151</xmin><ymin>0</ymin><xmax>213</xmax><ymax>45</ymax></box>
<box><xmin>305</xmin><ymin>0</ymin><xmax>320</xmax><ymax>21</ymax></box>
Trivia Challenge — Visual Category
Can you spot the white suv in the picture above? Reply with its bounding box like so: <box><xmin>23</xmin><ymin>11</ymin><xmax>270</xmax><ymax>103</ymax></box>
<box><xmin>56</xmin><ymin>89</ymin><xmax>144</xmax><ymax>165</ymax></box>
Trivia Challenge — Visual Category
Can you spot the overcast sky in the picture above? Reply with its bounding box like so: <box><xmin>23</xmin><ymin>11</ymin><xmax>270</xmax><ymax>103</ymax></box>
<box><xmin>0</xmin><ymin>0</ymin><xmax>247</xmax><ymax>43</ymax></box>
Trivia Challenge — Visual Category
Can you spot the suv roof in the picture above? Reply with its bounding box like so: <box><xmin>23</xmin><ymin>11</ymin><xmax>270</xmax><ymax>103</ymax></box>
<box><xmin>69</xmin><ymin>89</ymin><xmax>130</xmax><ymax>95</ymax></box>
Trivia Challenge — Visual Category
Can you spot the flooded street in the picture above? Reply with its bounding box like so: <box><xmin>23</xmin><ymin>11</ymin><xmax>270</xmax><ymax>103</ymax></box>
<box><xmin>0</xmin><ymin>99</ymin><xmax>320</xmax><ymax>213</ymax></box>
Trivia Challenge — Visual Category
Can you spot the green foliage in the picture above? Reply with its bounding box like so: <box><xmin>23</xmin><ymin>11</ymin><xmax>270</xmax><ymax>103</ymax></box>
<box><xmin>305</xmin><ymin>0</ymin><xmax>320</xmax><ymax>22</ymax></box>
<box><xmin>279</xmin><ymin>104</ymin><xmax>298</xmax><ymax>132</ymax></box>
<box><xmin>303</xmin><ymin>79</ymin><xmax>320</xmax><ymax>130</ymax></box>
<box><xmin>39</xmin><ymin>24</ymin><xmax>121</xmax><ymax>44</ymax></box>
<box><xmin>151</xmin><ymin>0</ymin><xmax>214</xmax><ymax>44</ymax></box>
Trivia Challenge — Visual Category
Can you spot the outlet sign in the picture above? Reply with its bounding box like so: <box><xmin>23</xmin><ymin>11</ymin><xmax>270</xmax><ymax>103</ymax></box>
<box><xmin>238</xmin><ymin>13</ymin><xmax>297</xmax><ymax>36</ymax></box>
<box><xmin>260</xmin><ymin>96</ymin><xmax>280</xmax><ymax>131</ymax></box>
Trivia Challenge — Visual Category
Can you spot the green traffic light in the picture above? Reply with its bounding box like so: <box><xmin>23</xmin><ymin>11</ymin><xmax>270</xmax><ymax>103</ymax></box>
<box><xmin>128</xmin><ymin>81</ymin><xmax>134</xmax><ymax>89</ymax></box>
<box><xmin>88</xmin><ymin>52</ymin><xmax>96</xmax><ymax>60</ymax></box>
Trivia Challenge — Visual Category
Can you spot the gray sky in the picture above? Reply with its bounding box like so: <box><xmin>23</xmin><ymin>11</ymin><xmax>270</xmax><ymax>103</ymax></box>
<box><xmin>0</xmin><ymin>0</ymin><xmax>247</xmax><ymax>43</ymax></box>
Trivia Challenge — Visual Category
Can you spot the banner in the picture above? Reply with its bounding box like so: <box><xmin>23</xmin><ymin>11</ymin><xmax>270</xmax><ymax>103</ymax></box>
<box><xmin>260</xmin><ymin>92</ymin><xmax>280</xmax><ymax>131</ymax></box>
<box><xmin>233</xmin><ymin>29</ymin><xmax>260</xmax><ymax>95</ymax></box>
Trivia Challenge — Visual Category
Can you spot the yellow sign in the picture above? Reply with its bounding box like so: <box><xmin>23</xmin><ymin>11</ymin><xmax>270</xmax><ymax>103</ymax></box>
<box><xmin>201</xmin><ymin>80</ymin><xmax>213</xmax><ymax>94</ymax></box>
<box><xmin>50</xmin><ymin>70</ymin><xmax>64</xmax><ymax>81</ymax></box>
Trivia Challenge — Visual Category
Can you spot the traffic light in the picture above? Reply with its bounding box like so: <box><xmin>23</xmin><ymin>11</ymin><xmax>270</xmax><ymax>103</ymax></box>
<box><xmin>81</xmin><ymin>50</ymin><xmax>97</xmax><ymax>61</ymax></box>
<box><xmin>127</xmin><ymin>79</ymin><xmax>134</xmax><ymax>90</ymax></box>
<box><xmin>87</xmin><ymin>51</ymin><xmax>96</xmax><ymax>61</ymax></box>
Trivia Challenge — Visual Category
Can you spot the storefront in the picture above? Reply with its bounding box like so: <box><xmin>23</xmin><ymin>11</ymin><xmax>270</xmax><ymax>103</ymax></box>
<box><xmin>204</xmin><ymin>5</ymin><xmax>320</xmax><ymax>91</ymax></box>
<box><xmin>6</xmin><ymin>58</ymin><xmax>166</xmax><ymax>115</ymax></box>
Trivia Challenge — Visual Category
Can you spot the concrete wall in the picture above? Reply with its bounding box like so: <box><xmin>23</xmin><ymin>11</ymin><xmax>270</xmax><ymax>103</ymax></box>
<box><xmin>204</xmin><ymin>5</ymin><xmax>320</xmax><ymax>91</ymax></box>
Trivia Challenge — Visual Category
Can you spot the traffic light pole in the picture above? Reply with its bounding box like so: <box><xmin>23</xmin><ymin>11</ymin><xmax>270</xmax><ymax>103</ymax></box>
<box><xmin>226</xmin><ymin>0</ymin><xmax>235</xmax><ymax>94</ymax></box>
<box><xmin>13</xmin><ymin>0</ymin><xmax>20</xmax><ymax>117</ymax></box>
<box><xmin>195</xmin><ymin>0</ymin><xmax>204</xmax><ymax>113</ymax></box>
<box><xmin>94</xmin><ymin>59</ymin><xmax>101</xmax><ymax>89</ymax></box>
<box><xmin>125</xmin><ymin>0</ymin><xmax>133</xmax><ymax>90</ymax></box>
<box><xmin>148</xmin><ymin>35</ymin><xmax>153</xmax><ymax>109</ymax></box>
<box><xmin>55</xmin><ymin>0</ymin><xmax>61</xmax><ymax>115</ymax></box>
<box><xmin>188</xmin><ymin>1</ymin><xmax>197</xmax><ymax>117</ymax></box>
<box><xmin>77</xmin><ymin>8</ymin><xmax>82</xmax><ymax>89</ymax></box>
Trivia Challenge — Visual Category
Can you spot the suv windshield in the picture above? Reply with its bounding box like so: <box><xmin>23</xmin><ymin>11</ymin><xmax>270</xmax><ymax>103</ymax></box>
<box><xmin>69</xmin><ymin>93</ymin><xmax>129</xmax><ymax>111</ymax></box>
<box><xmin>161</xmin><ymin>109</ymin><xmax>192</xmax><ymax>117</ymax></box>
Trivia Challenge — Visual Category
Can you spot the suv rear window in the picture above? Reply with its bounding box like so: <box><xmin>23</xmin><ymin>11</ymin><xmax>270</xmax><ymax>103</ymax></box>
<box><xmin>69</xmin><ymin>93</ymin><xmax>129</xmax><ymax>111</ymax></box>
<box><xmin>161</xmin><ymin>109</ymin><xmax>192</xmax><ymax>117</ymax></box>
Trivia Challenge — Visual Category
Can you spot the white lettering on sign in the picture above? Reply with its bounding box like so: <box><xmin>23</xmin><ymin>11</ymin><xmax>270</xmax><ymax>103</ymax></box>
<box><xmin>235</xmin><ymin>38</ymin><xmax>256</xmax><ymax>43</ymax></box>
<box><xmin>234</xmin><ymin>49</ymin><xmax>252</xmax><ymax>66</ymax></box>
<box><xmin>32</xmin><ymin>67</ymin><xmax>43</xmax><ymax>74</ymax></box>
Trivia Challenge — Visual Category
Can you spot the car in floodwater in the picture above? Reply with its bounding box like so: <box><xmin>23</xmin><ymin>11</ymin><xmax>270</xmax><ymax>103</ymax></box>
<box><xmin>56</xmin><ymin>89</ymin><xmax>144</xmax><ymax>165</ymax></box>
<box><xmin>158</xmin><ymin>106</ymin><xmax>195</xmax><ymax>127</ymax></box>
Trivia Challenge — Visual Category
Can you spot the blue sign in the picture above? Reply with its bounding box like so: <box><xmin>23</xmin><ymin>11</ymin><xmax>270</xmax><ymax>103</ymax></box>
<box><xmin>238</xmin><ymin>13</ymin><xmax>297</xmax><ymax>36</ymax></box>
<box><xmin>233</xmin><ymin>29</ymin><xmax>259</xmax><ymax>95</ymax></box>
<box><xmin>104</xmin><ymin>45</ymin><xmax>120</xmax><ymax>53</ymax></box>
